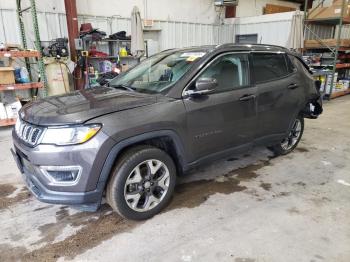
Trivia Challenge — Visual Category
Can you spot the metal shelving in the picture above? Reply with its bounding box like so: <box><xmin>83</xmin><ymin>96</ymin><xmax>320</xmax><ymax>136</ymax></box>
<box><xmin>303</xmin><ymin>0</ymin><xmax>350</xmax><ymax>100</ymax></box>
<box><xmin>16</xmin><ymin>0</ymin><xmax>48</xmax><ymax>94</ymax></box>
<box><xmin>0</xmin><ymin>0</ymin><xmax>47</xmax><ymax>127</ymax></box>
<box><xmin>0</xmin><ymin>51</ymin><xmax>44</xmax><ymax>126</ymax></box>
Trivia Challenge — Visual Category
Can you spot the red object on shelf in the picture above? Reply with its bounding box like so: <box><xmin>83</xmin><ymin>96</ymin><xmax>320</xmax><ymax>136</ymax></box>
<box><xmin>88</xmin><ymin>49</ymin><xmax>108</xmax><ymax>57</ymax></box>
<box><xmin>336</xmin><ymin>63</ymin><xmax>350</xmax><ymax>69</ymax></box>
<box><xmin>0</xmin><ymin>82</ymin><xmax>44</xmax><ymax>91</ymax></box>
<box><xmin>0</xmin><ymin>50</ymin><xmax>40</xmax><ymax>58</ymax></box>
<box><xmin>338</xmin><ymin>53</ymin><xmax>350</xmax><ymax>59</ymax></box>
<box><xmin>0</xmin><ymin>118</ymin><xmax>16</xmax><ymax>126</ymax></box>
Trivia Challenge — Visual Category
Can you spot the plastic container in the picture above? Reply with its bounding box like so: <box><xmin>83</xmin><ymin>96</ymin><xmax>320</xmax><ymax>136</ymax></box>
<box><xmin>14</xmin><ymin>67</ymin><xmax>30</xmax><ymax>83</ymax></box>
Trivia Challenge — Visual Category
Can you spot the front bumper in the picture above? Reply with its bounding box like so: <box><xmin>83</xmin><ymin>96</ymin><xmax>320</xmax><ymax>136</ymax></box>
<box><xmin>12</xmin><ymin>147</ymin><xmax>102</xmax><ymax>210</ymax></box>
<box><xmin>11</xmin><ymin>129</ymin><xmax>114</xmax><ymax>210</ymax></box>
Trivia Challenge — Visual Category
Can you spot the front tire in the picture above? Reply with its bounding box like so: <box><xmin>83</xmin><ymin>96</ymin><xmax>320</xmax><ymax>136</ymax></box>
<box><xmin>106</xmin><ymin>145</ymin><xmax>176</xmax><ymax>220</ymax></box>
<box><xmin>269</xmin><ymin>115</ymin><xmax>304</xmax><ymax>156</ymax></box>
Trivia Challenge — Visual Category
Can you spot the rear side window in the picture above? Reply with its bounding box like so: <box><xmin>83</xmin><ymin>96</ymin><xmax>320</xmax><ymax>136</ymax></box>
<box><xmin>286</xmin><ymin>55</ymin><xmax>296</xmax><ymax>73</ymax></box>
<box><xmin>252</xmin><ymin>53</ymin><xmax>289</xmax><ymax>83</ymax></box>
<box><xmin>291</xmin><ymin>55</ymin><xmax>312</xmax><ymax>76</ymax></box>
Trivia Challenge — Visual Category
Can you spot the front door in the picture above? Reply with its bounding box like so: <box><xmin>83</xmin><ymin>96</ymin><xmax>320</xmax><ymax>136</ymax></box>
<box><xmin>183</xmin><ymin>53</ymin><xmax>258</xmax><ymax>161</ymax></box>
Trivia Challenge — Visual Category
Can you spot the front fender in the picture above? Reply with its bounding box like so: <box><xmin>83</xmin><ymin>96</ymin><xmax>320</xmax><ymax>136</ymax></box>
<box><xmin>96</xmin><ymin>130</ymin><xmax>187</xmax><ymax>187</ymax></box>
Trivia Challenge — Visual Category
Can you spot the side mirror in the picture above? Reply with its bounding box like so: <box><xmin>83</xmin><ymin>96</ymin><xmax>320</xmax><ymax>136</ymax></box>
<box><xmin>184</xmin><ymin>77</ymin><xmax>218</xmax><ymax>97</ymax></box>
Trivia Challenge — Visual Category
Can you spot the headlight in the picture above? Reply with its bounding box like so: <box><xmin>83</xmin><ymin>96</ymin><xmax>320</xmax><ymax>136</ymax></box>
<box><xmin>41</xmin><ymin>124</ymin><xmax>101</xmax><ymax>145</ymax></box>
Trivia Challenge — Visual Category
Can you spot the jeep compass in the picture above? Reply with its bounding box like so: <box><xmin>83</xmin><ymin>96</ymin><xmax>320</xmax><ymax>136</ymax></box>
<box><xmin>11</xmin><ymin>44</ymin><xmax>322</xmax><ymax>220</ymax></box>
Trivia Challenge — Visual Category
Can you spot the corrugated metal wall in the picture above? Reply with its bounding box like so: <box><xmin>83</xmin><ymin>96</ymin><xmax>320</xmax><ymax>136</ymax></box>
<box><xmin>0</xmin><ymin>8</ymin><xmax>222</xmax><ymax>50</ymax></box>
<box><xmin>304</xmin><ymin>24</ymin><xmax>334</xmax><ymax>40</ymax></box>
<box><xmin>0</xmin><ymin>8</ymin><xmax>295</xmax><ymax>50</ymax></box>
<box><xmin>304</xmin><ymin>24</ymin><xmax>350</xmax><ymax>40</ymax></box>
<box><xmin>233</xmin><ymin>18</ymin><xmax>291</xmax><ymax>46</ymax></box>
<box><xmin>1</xmin><ymin>8</ymin><xmax>350</xmax><ymax>51</ymax></box>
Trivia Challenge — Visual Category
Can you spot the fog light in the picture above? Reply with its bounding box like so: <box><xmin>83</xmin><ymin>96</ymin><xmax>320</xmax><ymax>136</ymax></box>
<box><xmin>40</xmin><ymin>166</ymin><xmax>82</xmax><ymax>186</ymax></box>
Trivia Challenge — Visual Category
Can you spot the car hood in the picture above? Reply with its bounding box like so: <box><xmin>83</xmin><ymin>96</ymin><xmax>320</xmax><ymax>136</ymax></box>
<box><xmin>20</xmin><ymin>87</ymin><xmax>158</xmax><ymax>126</ymax></box>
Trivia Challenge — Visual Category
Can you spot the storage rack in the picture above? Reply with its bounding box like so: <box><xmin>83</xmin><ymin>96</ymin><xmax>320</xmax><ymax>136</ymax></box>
<box><xmin>0</xmin><ymin>0</ymin><xmax>47</xmax><ymax>127</ymax></box>
<box><xmin>0</xmin><ymin>50</ymin><xmax>44</xmax><ymax>127</ymax></box>
<box><xmin>303</xmin><ymin>0</ymin><xmax>350</xmax><ymax>99</ymax></box>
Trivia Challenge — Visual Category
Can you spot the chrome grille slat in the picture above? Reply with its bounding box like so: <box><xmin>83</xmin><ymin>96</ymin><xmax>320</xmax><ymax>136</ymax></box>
<box><xmin>25</xmin><ymin>126</ymin><xmax>31</xmax><ymax>140</ymax></box>
<box><xmin>16</xmin><ymin>119</ymin><xmax>44</xmax><ymax>146</ymax></box>
<box><xmin>20</xmin><ymin>124</ymin><xmax>26</xmax><ymax>138</ymax></box>
<box><xmin>31</xmin><ymin>129</ymin><xmax>40</xmax><ymax>143</ymax></box>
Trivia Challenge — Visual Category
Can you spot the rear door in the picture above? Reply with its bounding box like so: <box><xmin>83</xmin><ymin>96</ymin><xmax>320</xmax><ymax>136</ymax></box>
<box><xmin>251</xmin><ymin>52</ymin><xmax>303</xmax><ymax>142</ymax></box>
<box><xmin>183</xmin><ymin>53</ymin><xmax>257</xmax><ymax>160</ymax></box>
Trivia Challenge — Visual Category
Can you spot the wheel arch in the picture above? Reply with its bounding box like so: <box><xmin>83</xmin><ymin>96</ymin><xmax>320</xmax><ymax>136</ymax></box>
<box><xmin>97</xmin><ymin>130</ymin><xmax>187</xmax><ymax>188</ymax></box>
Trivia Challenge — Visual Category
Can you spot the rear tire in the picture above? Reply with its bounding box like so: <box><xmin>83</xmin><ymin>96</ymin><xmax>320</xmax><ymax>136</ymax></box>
<box><xmin>106</xmin><ymin>145</ymin><xmax>176</xmax><ymax>220</ymax></box>
<box><xmin>269</xmin><ymin>115</ymin><xmax>304</xmax><ymax>156</ymax></box>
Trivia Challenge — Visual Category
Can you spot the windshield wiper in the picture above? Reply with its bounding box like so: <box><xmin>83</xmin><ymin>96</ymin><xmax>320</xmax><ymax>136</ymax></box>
<box><xmin>109</xmin><ymin>84</ymin><xmax>135</xmax><ymax>92</ymax></box>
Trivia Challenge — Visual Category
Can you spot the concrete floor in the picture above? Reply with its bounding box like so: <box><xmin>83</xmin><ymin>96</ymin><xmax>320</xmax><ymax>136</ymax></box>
<box><xmin>0</xmin><ymin>96</ymin><xmax>350</xmax><ymax>262</ymax></box>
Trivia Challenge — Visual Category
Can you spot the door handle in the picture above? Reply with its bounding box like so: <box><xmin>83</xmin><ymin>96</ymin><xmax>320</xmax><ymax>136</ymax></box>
<box><xmin>287</xmin><ymin>83</ymin><xmax>299</xmax><ymax>89</ymax></box>
<box><xmin>239</xmin><ymin>94</ymin><xmax>256</xmax><ymax>101</ymax></box>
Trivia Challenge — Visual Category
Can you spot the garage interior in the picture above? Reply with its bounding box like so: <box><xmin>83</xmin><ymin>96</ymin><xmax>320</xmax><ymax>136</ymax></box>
<box><xmin>0</xmin><ymin>0</ymin><xmax>350</xmax><ymax>261</ymax></box>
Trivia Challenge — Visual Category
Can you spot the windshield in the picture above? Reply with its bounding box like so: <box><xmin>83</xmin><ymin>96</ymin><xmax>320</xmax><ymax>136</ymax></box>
<box><xmin>109</xmin><ymin>50</ymin><xmax>207</xmax><ymax>94</ymax></box>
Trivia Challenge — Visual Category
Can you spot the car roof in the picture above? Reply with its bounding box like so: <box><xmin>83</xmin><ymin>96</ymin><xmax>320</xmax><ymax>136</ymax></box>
<box><xmin>217</xmin><ymin>43</ymin><xmax>289</xmax><ymax>52</ymax></box>
<box><xmin>161</xmin><ymin>44</ymin><xmax>289</xmax><ymax>54</ymax></box>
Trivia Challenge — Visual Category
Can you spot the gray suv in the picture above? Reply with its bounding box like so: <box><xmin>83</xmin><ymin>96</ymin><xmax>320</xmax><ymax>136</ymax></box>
<box><xmin>11</xmin><ymin>44</ymin><xmax>323</xmax><ymax>220</ymax></box>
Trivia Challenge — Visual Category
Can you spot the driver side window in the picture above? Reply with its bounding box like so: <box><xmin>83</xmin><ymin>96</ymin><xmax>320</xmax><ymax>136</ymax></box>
<box><xmin>198</xmin><ymin>53</ymin><xmax>250</xmax><ymax>92</ymax></box>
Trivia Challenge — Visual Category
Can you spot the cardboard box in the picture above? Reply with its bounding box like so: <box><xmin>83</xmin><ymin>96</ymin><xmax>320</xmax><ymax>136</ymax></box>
<box><xmin>308</xmin><ymin>0</ymin><xmax>350</xmax><ymax>20</ymax></box>
<box><xmin>0</xmin><ymin>67</ymin><xmax>15</xmax><ymax>85</ymax></box>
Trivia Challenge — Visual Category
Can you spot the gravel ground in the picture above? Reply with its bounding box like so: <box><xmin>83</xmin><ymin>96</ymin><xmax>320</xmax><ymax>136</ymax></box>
<box><xmin>0</xmin><ymin>96</ymin><xmax>349</xmax><ymax>262</ymax></box>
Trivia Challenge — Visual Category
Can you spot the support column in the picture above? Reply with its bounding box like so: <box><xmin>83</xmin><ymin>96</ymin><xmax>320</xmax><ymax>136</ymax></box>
<box><xmin>64</xmin><ymin>0</ymin><xmax>83</xmax><ymax>90</ymax></box>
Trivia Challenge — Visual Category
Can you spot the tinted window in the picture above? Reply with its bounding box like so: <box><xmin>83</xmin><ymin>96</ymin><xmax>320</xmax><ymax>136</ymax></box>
<box><xmin>252</xmin><ymin>53</ymin><xmax>289</xmax><ymax>83</ymax></box>
<box><xmin>291</xmin><ymin>55</ymin><xmax>311</xmax><ymax>76</ymax></box>
<box><xmin>198</xmin><ymin>53</ymin><xmax>250</xmax><ymax>92</ymax></box>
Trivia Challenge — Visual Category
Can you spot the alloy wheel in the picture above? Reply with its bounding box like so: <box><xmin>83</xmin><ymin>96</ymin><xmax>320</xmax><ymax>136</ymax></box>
<box><xmin>281</xmin><ymin>118</ymin><xmax>302</xmax><ymax>151</ymax></box>
<box><xmin>124</xmin><ymin>159</ymin><xmax>170</xmax><ymax>212</ymax></box>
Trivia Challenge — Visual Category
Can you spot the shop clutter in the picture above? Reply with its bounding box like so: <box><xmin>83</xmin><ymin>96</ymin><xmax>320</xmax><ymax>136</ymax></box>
<box><xmin>303</xmin><ymin>52</ymin><xmax>350</xmax><ymax>96</ymax></box>
<box><xmin>41</xmin><ymin>38</ymin><xmax>69</xmax><ymax>58</ymax></box>
<box><xmin>0</xmin><ymin>44</ymin><xmax>42</xmax><ymax>125</ymax></box>
<box><xmin>78</xmin><ymin>23</ymin><xmax>143</xmax><ymax>88</ymax></box>
<box><xmin>303</xmin><ymin>0</ymin><xmax>350</xmax><ymax>99</ymax></box>
<box><xmin>0</xmin><ymin>96</ymin><xmax>22</xmax><ymax>122</ymax></box>
<box><xmin>0</xmin><ymin>45</ymin><xmax>30</xmax><ymax>85</ymax></box>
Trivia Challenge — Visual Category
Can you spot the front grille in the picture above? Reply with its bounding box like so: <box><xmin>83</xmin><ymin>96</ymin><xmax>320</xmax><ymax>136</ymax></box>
<box><xmin>16</xmin><ymin>119</ymin><xmax>44</xmax><ymax>146</ymax></box>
